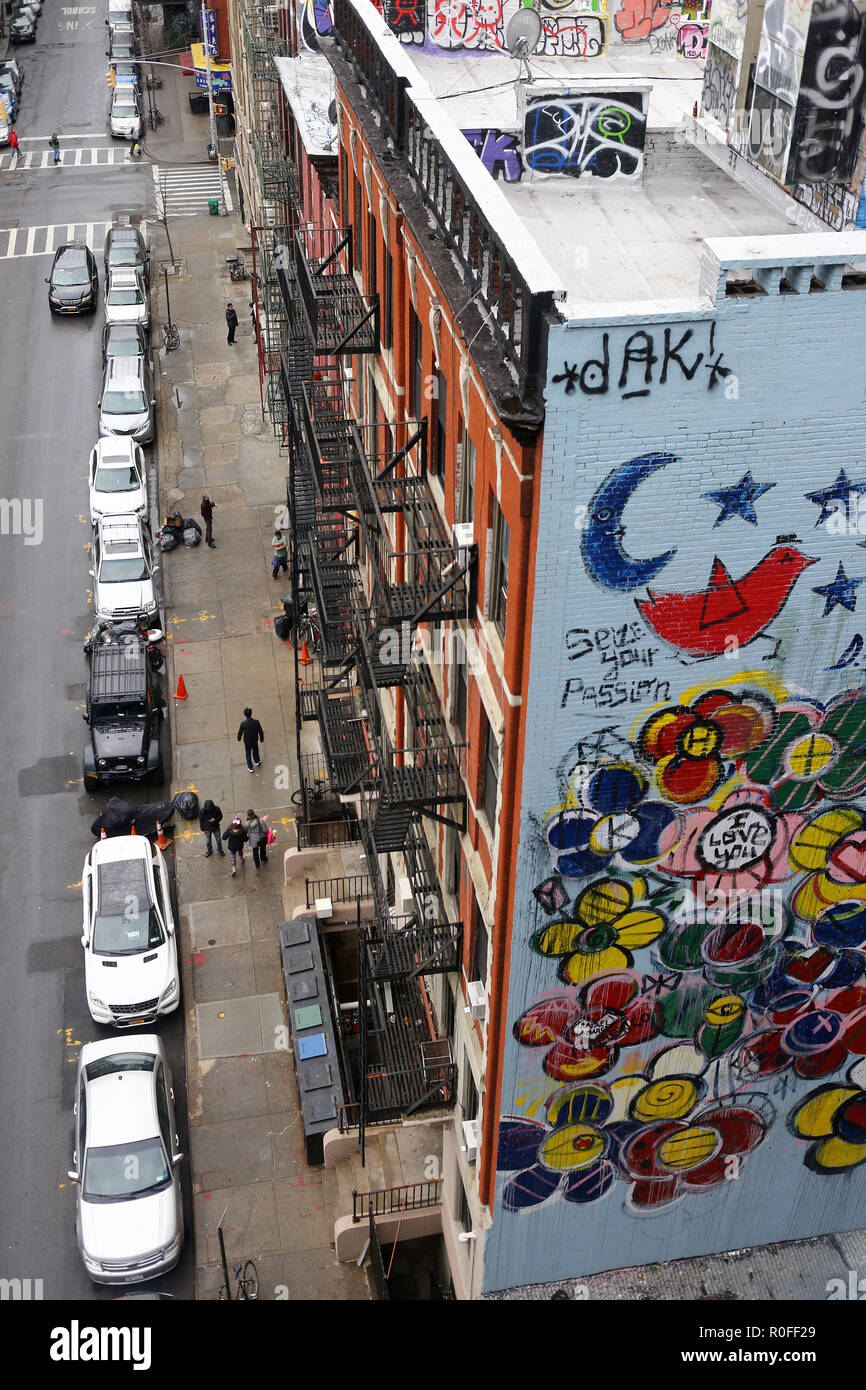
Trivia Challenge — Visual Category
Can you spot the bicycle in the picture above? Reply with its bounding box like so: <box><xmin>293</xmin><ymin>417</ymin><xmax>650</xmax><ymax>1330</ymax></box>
<box><xmin>291</xmin><ymin>777</ymin><xmax>329</xmax><ymax>808</ymax></box>
<box><xmin>149</xmin><ymin>106</ymin><xmax>164</xmax><ymax>129</ymax></box>
<box><xmin>162</xmin><ymin>322</ymin><xmax>180</xmax><ymax>352</ymax></box>
<box><xmin>218</xmin><ymin>1260</ymin><xmax>259</xmax><ymax>1301</ymax></box>
<box><xmin>291</xmin><ymin>610</ymin><xmax>322</xmax><ymax>654</ymax></box>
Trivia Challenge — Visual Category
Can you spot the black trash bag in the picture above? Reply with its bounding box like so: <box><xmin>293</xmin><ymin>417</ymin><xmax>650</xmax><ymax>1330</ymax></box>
<box><xmin>90</xmin><ymin>796</ymin><xmax>176</xmax><ymax>839</ymax></box>
<box><xmin>274</xmin><ymin>613</ymin><xmax>291</xmax><ymax>642</ymax></box>
<box><xmin>157</xmin><ymin>528</ymin><xmax>178</xmax><ymax>552</ymax></box>
<box><xmin>182</xmin><ymin>518</ymin><xmax>202</xmax><ymax>548</ymax></box>
<box><xmin>173</xmin><ymin>790</ymin><xmax>200</xmax><ymax>820</ymax></box>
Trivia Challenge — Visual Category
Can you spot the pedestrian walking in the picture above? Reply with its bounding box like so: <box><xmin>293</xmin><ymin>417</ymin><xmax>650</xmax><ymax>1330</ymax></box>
<box><xmin>226</xmin><ymin>301</ymin><xmax>238</xmax><ymax>345</ymax></box>
<box><xmin>237</xmin><ymin>706</ymin><xmax>264</xmax><ymax>772</ymax></box>
<box><xmin>49</xmin><ymin>131</ymin><xmax>61</xmax><ymax>165</ymax></box>
<box><xmin>199</xmin><ymin>798</ymin><xmax>225</xmax><ymax>857</ymax></box>
<box><xmin>201</xmin><ymin>494</ymin><xmax>216</xmax><ymax>548</ymax></box>
<box><xmin>271</xmin><ymin>529</ymin><xmax>288</xmax><ymax>579</ymax></box>
<box><xmin>9</xmin><ymin>128</ymin><xmax>21</xmax><ymax>165</ymax></box>
<box><xmin>222</xmin><ymin>816</ymin><xmax>248</xmax><ymax>876</ymax></box>
<box><xmin>245</xmin><ymin>809</ymin><xmax>268</xmax><ymax>868</ymax></box>
<box><xmin>129</xmin><ymin>138</ymin><xmax>142</xmax><ymax>159</ymax></box>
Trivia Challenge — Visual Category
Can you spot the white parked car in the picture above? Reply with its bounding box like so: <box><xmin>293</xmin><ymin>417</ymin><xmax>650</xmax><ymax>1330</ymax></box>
<box><xmin>109</xmin><ymin>88</ymin><xmax>142</xmax><ymax>139</ymax></box>
<box><xmin>88</xmin><ymin>437</ymin><xmax>147</xmax><ymax>523</ymax></box>
<box><xmin>91</xmin><ymin>513</ymin><xmax>158</xmax><ymax>621</ymax></box>
<box><xmin>104</xmin><ymin>266</ymin><xmax>149</xmax><ymax>327</ymax></box>
<box><xmin>81</xmin><ymin>834</ymin><xmax>179</xmax><ymax>1026</ymax></box>
<box><xmin>69</xmin><ymin>1035</ymin><xmax>184</xmax><ymax>1284</ymax></box>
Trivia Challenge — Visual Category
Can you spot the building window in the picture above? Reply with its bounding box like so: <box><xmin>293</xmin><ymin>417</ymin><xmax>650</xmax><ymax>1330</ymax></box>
<box><xmin>382</xmin><ymin>245</ymin><xmax>394</xmax><ymax>350</ymax></box>
<box><xmin>462</xmin><ymin>1059</ymin><xmax>479</xmax><ymax>1121</ymax></box>
<box><xmin>456</xmin><ymin>419</ymin><xmax>475</xmax><ymax>523</ymax></box>
<box><xmin>489</xmin><ymin>496</ymin><xmax>510</xmax><ymax>638</ymax></box>
<box><xmin>340</xmin><ymin>147</ymin><xmax>349</xmax><ymax>225</ymax></box>
<box><xmin>453</xmin><ymin>640</ymin><xmax>467</xmax><ymax>742</ymax></box>
<box><xmin>472</xmin><ymin>902</ymin><xmax>489</xmax><ymax>986</ymax></box>
<box><xmin>353</xmin><ymin>175</ymin><xmax>363</xmax><ymax>277</ymax></box>
<box><xmin>481</xmin><ymin>717</ymin><xmax>499</xmax><ymax>829</ymax></box>
<box><xmin>450</xmin><ymin>827</ymin><xmax>462</xmax><ymax>903</ymax></box>
<box><xmin>409</xmin><ymin>304</ymin><xmax>423</xmax><ymax>419</ymax></box>
<box><xmin>442</xmin><ymin>983</ymin><xmax>456</xmax><ymax>1042</ymax></box>
<box><xmin>457</xmin><ymin>1179</ymin><xmax>472</xmax><ymax>1232</ymax></box>
<box><xmin>367</xmin><ymin>207</ymin><xmax>378</xmax><ymax>301</ymax></box>
<box><xmin>431</xmin><ymin>368</ymin><xmax>447</xmax><ymax>480</ymax></box>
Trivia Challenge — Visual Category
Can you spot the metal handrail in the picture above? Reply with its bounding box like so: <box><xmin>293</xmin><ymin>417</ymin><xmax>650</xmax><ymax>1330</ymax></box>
<box><xmin>352</xmin><ymin>1179</ymin><xmax>443</xmax><ymax>1223</ymax></box>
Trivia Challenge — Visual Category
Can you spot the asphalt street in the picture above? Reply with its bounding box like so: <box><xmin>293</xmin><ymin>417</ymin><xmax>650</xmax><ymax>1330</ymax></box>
<box><xmin>0</xmin><ymin>4</ymin><xmax>193</xmax><ymax>1300</ymax></box>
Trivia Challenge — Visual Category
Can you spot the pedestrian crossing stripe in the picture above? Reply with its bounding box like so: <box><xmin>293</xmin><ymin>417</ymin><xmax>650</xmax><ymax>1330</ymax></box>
<box><xmin>0</xmin><ymin>146</ymin><xmax>129</xmax><ymax>171</ymax></box>
<box><xmin>153</xmin><ymin>163</ymin><xmax>233</xmax><ymax>217</ymax></box>
<box><xmin>0</xmin><ymin>222</ymin><xmax>114</xmax><ymax>259</ymax></box>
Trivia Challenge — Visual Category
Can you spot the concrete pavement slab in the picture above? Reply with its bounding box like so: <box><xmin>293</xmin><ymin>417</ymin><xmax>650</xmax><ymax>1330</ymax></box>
<box><xmin>191</xmin><ymin>943</ymin><xmax>257</xmax><ymax>1005</ymax></box>
<box><xmin>193</xmin><ymin>1181</ymin><xmax>282</xmax><ymax>1264</ymax></box>
<box><xmin>173</xmin><ymin>698</ymin><xmax>229</xmax><ymax>743</ymax></box>
<box><xmin>191</xmin><ymin>1116</ymin><xmax>276</xmax><ymax>1191</ymax></box>
<box><xmin>258</xmin><ymin>992</ymin><xmax>286</xmax><ymax>1052</ymax></box>
<box><xmin>188</xmin><ymin>897</ymin><xmax>251</xmax><ymax>948</ymax></box>
<box><xmin>197</xmin><ymin>993</ymin><xmax>268</xmax><ymax>1058</ymax></box>
<box><xmin>177</xmin><ymin>740</ymin><xmax>233</xmax><ymax>786</ymax></box>
<box><xmin>269</xmin><ymin>1112</ymin><xmax>312</xmax><ymax>1182</ymax></box>
<box><xmin>274</xmin><ymin>1175</ymin><xmax>330</xmax><ymax>1253</ymax></box>
<box><xmin>194</xmin><ymin>1056</ymin><xmax>269</xmax><ymax>1123</ymax></box>
<box><xmin>170</xmin><ymin>639</ymin><xmax>224</xmax><ymax>674</ymax></box>
<box><xmin>278</xmin><ymin>1247</ymin><xmax>370</xmax><ymax>1301</ymax></box>
<box><xmin>252</xmin><ymin>937</ymin><xmax>284</xmax><ymax>997</ymax></box>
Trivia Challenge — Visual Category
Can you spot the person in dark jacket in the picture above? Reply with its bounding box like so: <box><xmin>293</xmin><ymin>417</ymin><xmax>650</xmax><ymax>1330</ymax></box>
<box><xmin>201</xmin><ymin>494</ymin><xmax>215</xmax><ymax>548</ymax></box>
<box><xmin>199</xmin><ymin>799</ymin><xmax>225</xmax><ymax>857</ymax></box>
<box><xmin>222</xmin><ymin>816</ymin><xmax>248</xmax><ymax>875</ymax></box>
<box><xmin>237</xmin><ymin>707</ymin><xmax>263</xmax><ymax>772</ymax></box>
<box><xmin>245</xmin><ymin>809</ymin><xmax>268</xmax><ymax>868</ymax></box>
<box><xmin>226</xmin><ymin>301</ymin><xmax>238</xmax><ymax>345</ymax></box>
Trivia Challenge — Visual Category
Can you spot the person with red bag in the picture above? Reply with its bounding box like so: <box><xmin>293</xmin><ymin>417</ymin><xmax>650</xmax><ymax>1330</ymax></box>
<box><xmin>245</xmin><ymin>809</ymin><xmax>268</xmax><ymax>868</ymax></box>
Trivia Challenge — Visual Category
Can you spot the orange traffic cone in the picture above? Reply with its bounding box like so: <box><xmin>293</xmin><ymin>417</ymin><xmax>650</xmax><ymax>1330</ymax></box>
<box><xmin>155</xmin><ymin>821</ymin><xmax>171</xmax><ymax>850</ymax></box>
<box><xmin>174</xmin><ymin>673</ymin><xmax>189</xmax><ymax>700</ymax></box>
<box><xmin>130</xmin><ymin>824</ymin><xmax>137</xmax><ymax>836</ymax></box>
<box><xmin>100</xmin><ymin>828</ymin><xmax>107</xmax><ymax>839</ymax></box>
<box><xmin>299</xmin><ymin>640</ymin><xmax>312</xmax><ymax>666</ymax></box>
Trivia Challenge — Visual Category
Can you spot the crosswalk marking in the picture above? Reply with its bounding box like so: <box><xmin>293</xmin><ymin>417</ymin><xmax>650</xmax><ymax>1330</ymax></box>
<box><xmin>0</xmin><ymin>221</ymin><xmax>116</xmax><ymax>259</ymax></box>
<box><xmin>0</xmin><ymin>145</ymin><xmax>129</xmax><ymax>171</ymax></box>
<box><xmin>153</xmin><ymin>162</ymin><xmax>233</xmax><ymax>217</ymax></box>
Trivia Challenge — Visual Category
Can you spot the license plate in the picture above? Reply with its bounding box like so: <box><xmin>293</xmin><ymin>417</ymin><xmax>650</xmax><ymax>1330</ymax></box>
<box><xmin>125</xmin><ymin>1018</ymin><xmax>145</xmax><ymax>1026</ymax></box>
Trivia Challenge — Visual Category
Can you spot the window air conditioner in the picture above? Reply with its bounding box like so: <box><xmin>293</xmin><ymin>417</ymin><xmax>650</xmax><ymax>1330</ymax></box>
<box><xmin>315</xmin><ymin>897</ymin><xmax>333</xmax><ymax>920</ymax></box>
<box><xmin>466</xmin><ymin>980</ymin><xmax>486</xmax><ymax>1022</ymax></box>
<box><xmin>462</xmin><ymin>1118</ymin><xmax>480</xmax><ymax>1162</ymax></box>
<box><xmin>453</xmin><ymin>521</ymin><xmax>473</xmax><ymax>553</ymax></box>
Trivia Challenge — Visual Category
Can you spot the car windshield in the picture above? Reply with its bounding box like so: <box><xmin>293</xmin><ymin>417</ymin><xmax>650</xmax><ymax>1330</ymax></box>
<box><xmin>95</xmin><ymin>464</ymin><xmax>139</xmax><ymax>493</ymax></box>
<box><xmin>54</xmin><ymin>263</ymin><xmax>89</xmax><ymax>287</ymax></box>
<box><xmin>114</xmin><ymin>103</ymin><xmax>137</xmax><ymax>117</ymax></box>
<box><xmin>93</xmin><ymin>858</ymin><xmax>164</xmax><ymax>953</ymax></box>
<box><xmin>99</xmin><ymin>552</ymin><xmax>149</xmax><ymax>582</ymax></box>
<box><xmin>109</xmin><ymin>247</ymin><xmax>143</xmax><ymax>266</ymax></box>
<box><xmin>103</xmin><ymin>389</ymin><xmax>147</xmax><ymax>414</ymax></box>
<box><xmin>92</xmin><ymin>699</ymin><xmax>147</xmax><ymax>722</ymax></box>
<box><xmin>108</xmin><ymin>288</ymin><xmax>143</xmax><ymax>305</ymax></box>
<box><xmin>83</xmin><ymin>1137</ymin><xmax>170</xmax><ymax>1201</ymax></box>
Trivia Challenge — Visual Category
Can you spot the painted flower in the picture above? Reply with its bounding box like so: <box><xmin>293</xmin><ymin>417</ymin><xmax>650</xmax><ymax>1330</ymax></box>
<box><xmin>788</xmin><ymin>807</ymin><xmax>866</xmax><ymax>939</ymax></box>
<box><xmin>658</xmin><ymin>789</ymin><xmax>805</xmax><ymax>897</ymax></box>
<box><xmin>744</xmin><ymin>693</ymin><xmax>866</xmax><ymax>811</ymax></box>
<box><xmin>789</xmin><ymin>1060</ymin><xmax>866</xmax><ymax>1172</ymax></box>
<box><xmin>499</xmin><ymin>1046</ymin><xmax>770</xmax><ymax>1212</ymax></box>
<box><xmin>530</xmin><ymin>876</ymin><xmax>669</xmax><ymax>985</ymax></box>
<box><xmin>545</xmin><ymin>761</ymin><xmax>681</xmax><ymax>880</ymax></box>
<box><xmin>735</xmin><ymin>983</ymin><xmax>866</xmax><ymax>1081</ymax></box>
<box><xmin>513</xmin><ymin>975</ymin><xmax>659</xmax><ymax>1082</ymax></box>
<box><xmin>638</xmin><ymin>690</ymin><xmax>776</xmax><ymax>805</ymax></box>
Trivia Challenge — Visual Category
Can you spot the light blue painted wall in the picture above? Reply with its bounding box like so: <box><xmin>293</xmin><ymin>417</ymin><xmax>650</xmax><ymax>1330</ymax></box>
<box><xmin>483</xmin><ymin>281</ymin><xmax>866</xmax><ymax>1293</ymax></box>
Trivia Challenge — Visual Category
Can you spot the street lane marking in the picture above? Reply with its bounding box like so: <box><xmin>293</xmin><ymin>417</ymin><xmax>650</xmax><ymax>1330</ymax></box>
<box><xmin>0</xmin><ymin>221</ymin><xmax>115</xmax><ymax>258</ymax></box>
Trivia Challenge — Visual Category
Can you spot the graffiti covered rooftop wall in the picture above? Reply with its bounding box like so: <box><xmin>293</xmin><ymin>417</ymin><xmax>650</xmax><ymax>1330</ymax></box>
<box><xmin>484</xmin><ymin>247</ymin><xmax>866</xmax><ymax>1292</ymax></box>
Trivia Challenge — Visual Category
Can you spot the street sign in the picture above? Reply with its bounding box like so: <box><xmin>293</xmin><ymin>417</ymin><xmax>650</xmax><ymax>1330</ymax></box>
<box><xmin>202</xmin><ymin>7</ymin><xmax>218</xmax><ymax>58</ymax></box>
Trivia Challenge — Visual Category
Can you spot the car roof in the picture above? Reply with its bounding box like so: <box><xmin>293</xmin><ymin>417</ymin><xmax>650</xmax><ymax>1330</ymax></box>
<box><xmin>56</xmin><ymin>244</ymin><xmax>90</xmax><ymax>263</ymax></box>
<box><xmin>105</xmin><ymin>355</ymin><xmax>147</xmax><ymax>385</ymax></box>
<box><xmin>86</xmin><ymin>1070</ymin><xmax>160</xmax><ymax>1147</ymax></box>
<box><xmin>98</xmin><ymin>512</ymin><xmax>146</xmax><ymax>540</ymax></box>
<box><xmin>88</xmin><ymin>834</ymin><xmax>161</xmax><ymax>868</ymax></box>
<box><xmin>108</xmin><ymin>266</ymin><xmax>143</xmax><ymax>285</ymax></box>
<box><xmin>93</xmin><ymin>436</ymin><xmax>138</xmax><ymax>463</ymax></box>
<box><xmin>108</xmin><ymin>226</ymin><xmax>143</xmax><ymax>246</ymax></box>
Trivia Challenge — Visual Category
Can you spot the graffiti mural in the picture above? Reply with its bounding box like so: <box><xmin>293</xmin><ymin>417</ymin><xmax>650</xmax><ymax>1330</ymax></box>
<box><xmin>786</xmin><ymin>0</ymin><xmax>866</xmax><ymax>186</ymax></box>
<box><xmin>463</xmin><ymin>128</ymin><xmax>525</xmax><ymax>180</ymax></box>
<box><xmin>702</xmin><ymin>41</ymin><xmax>738</xmax><ymax>124</ymax></box>
<box><xmin>524</xmin><ymin>90</ymin><xmax>648</xmax><ymax>179</ymax></box>
<box><xmin>485</xmin><ymin>292</ymin><xmax>866</xmax><ymax>1290</ymax></box>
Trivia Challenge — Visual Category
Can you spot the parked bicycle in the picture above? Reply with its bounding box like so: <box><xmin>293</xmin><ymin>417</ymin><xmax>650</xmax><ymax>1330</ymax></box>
<box><xmin>218</xmin><ymin>1260</ymin><xmax>259</xmax><ymax>1301</ymax></box>
<box><xmin>149</xmin><ymin>106</ymin><xmax>164</xmax><ymax>129</ymax></box>
<box><xmin>292</xmin><ymin>609</ymin><xmax>322</xmax><ymax>654</ymax></box>
<box><xmin>291</xmin><ymin>777</ymin><xmax>329</xmax><ymax>808</ymax></box>
<box><xmin>162</xmin><ymin>322</ymin><xmax>180</xmax><ymax>352</ymax></box>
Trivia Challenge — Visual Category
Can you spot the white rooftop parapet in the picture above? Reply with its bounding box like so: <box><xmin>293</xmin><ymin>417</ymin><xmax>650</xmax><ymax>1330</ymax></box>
<box><xmin>701</xmin><ymin>231</ymin><xmax>866</xmax><ymax>303</ymax></box>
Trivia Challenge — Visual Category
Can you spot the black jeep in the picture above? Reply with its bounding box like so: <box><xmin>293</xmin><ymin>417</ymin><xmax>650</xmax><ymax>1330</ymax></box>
<box><xmin>83</xmin><ymin>637</ymin><xmax>165</xmax><ymax>789</ymax></box>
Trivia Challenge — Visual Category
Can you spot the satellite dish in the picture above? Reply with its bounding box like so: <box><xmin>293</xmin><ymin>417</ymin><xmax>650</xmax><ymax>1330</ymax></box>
<box><xmin>505</xmin><ymin>8</ymin><xmax>541</xmax><ymax>84</ymax></box>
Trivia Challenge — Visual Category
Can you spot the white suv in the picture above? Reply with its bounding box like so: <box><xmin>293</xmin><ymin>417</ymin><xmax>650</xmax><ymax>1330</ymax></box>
<box><xmin>88</xmin><ymin>437</ymin><xmax>147</xmax><ymax>523</ymax></box>
<box><xmin>104</xmin><ymin>266</ymin><xmax>148</xmax><ymax>327</ymax></box>
<box><xmin>91</xmin><ymin>514</ymin><xmax>158</xmax><ymax>621</ymax></box>
<box><xmin>81</xmin><ymin>835</ymin><xmax>179</xmax><ymax>1026</ymax></box>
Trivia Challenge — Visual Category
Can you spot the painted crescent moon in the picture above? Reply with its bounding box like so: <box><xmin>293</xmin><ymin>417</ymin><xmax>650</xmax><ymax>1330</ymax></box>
<box><xmin>581</xmin><ymin>452</ymin><xmax>678</xmax><ymax>592</ymax></box>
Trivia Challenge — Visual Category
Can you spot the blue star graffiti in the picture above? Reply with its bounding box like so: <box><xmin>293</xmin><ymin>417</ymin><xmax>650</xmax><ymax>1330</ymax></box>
<box><xmin>813</xmin><ymin>562</ymin><xmax>866</xmax><ymax>616</ymax></box>
<box><xmin>703</xmin><ymin>471</ymin><xmax>776</xmax><ymax>526</ymax></box>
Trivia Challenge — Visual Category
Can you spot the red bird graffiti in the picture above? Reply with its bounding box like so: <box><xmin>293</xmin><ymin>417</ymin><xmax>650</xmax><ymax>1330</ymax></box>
<box><xmin>636</xmin><ymin>545</ymin><xmax>818</xmax><ymax>658</ymax></box>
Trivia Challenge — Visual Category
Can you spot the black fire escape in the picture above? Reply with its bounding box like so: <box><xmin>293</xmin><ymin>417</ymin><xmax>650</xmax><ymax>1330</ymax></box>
<box><xmin>276</xmin><ymin>221</ymin><xmax>477</xmax><ymax>1157</ymax></box>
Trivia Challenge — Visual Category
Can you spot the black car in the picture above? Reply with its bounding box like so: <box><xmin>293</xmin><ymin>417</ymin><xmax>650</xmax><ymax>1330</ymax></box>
<box><xmin>104</xmin><ymin>225</ymin><xmax>149</xmax><ymax>284</ymax></box>
<box><xmin>102</xmin><ymin>321</ymin><xmax>148</xmax><ymax>366</ymax></box>
<box><xmin>83</xmin><ymin>637</ymin><xmax>165</xmax><ymax>788</ymax></box>
<box><xmin>46</xmin><ymin>243</ymin><xmax>99</xmax><ymax>314</ymax></box>
<box><xmin>10</xmin><ymin>15</ymin><xmax>36</xmax><ymax>41</ymax></box>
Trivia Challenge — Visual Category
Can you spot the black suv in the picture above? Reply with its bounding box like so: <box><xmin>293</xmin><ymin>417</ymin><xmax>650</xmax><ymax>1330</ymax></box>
<box><xmin>47</xmin><ymin>243</ymin><xmax>99</xmax><ymax>314</ymax></box>
<box><xmin>83</xmin><ymin>637</ymin><xmax>164</xmax><ymax>788</ymax></box>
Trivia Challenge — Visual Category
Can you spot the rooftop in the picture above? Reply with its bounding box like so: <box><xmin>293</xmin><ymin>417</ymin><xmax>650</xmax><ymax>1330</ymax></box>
<box><xmin>275</xmin><ymin>53</ymin><xmax>337</xmax><ymax>159</ymax></box>
<box><xmin>327</xmin><ymin>4</ymin><xmax>824</xmax><ymax>318</ymax></box>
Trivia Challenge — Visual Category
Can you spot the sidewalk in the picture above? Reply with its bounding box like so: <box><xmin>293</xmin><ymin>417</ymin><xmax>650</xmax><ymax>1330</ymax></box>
<box><xmin>153</xmin><ymin>210</ymin><xmax>368</xmax><ymax>1301</ymax></box>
